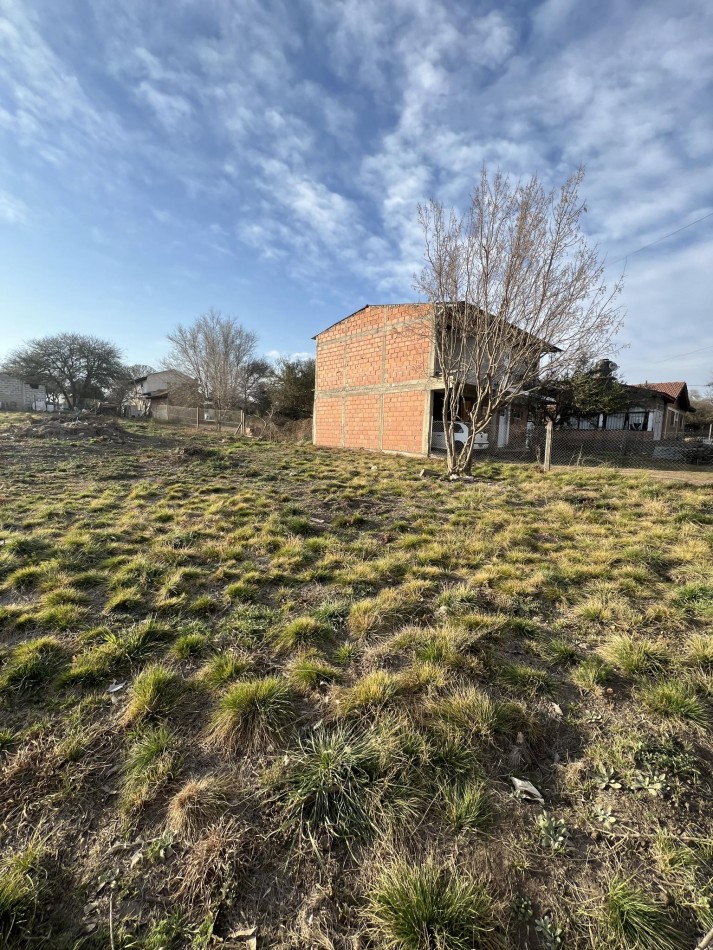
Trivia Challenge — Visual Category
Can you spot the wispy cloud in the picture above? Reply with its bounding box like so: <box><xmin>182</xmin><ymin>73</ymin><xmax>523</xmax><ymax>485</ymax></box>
<box><xmin>0</xmin><ymin>189</ymin><xmax>28</xmax><ymax>224</ymax></box>
<box><xmin>0</xmin><ymin>0</ymin><xmax>710</xmax><ymax>379</ymax></box>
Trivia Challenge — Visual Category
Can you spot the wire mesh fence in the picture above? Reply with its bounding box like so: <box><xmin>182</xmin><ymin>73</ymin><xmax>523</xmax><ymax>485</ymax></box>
<box><xmin>478</xmin><ymin>423</ymin><xmax>713</xmax><ymax>472</ymax></box>
<box><xmin>150</xmin><ymin>404</ymin><xmax>246</xmax><ymax>428</ymax></box>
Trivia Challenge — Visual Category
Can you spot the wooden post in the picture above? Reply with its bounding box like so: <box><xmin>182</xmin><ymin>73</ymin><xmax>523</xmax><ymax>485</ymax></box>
<box><xmin>543</xmin><ymin>417</ymin><xmax>553</xmax><ymax>472</ymax></box>
<box><xmin>196</xmin><ymin>407</ymin><xmax>199</xmax><ymax>429</ymax></box>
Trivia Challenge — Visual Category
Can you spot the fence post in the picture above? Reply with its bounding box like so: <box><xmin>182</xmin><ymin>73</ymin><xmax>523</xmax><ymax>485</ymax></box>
<box><xmin>543</xmin><ymin>418</ymin><xmax>553</xmax><ymax>472</ymax></box>
<box><xmin>196</xmin><ymin>407</ymin><xmax>199</xmax><ymax>429</ymax></box>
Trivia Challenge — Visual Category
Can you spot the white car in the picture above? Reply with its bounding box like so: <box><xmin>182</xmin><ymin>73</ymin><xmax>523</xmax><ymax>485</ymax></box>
<box><xmin>431</xmin><ymin>420</ymin><xmax>489</xmax><ymax>452</ymax></box>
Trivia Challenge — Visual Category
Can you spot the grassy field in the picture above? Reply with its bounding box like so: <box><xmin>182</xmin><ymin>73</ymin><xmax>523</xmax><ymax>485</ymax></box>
<box><xmin>1</xmin><ymin>418</ymin><xmax>712</xmax><ymax>949</ymax></box>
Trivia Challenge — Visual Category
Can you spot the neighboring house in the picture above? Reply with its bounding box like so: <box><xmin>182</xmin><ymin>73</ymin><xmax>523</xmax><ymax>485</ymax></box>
<box><xmin>0</xmin><ymin>372</ymin><xmax>47</xmax><ymax>411</ymax></box>
<box><xmin>561</xmin><ymin>381</ymin><xmax>694</xmax><ymax>441</ymax></box>
<box><xmin>125</xmin><ymin>369</ymin><xmax>198</xmax><ymax>416</ymax></box>
<box><xmin>312</xmin><ymin>303</ymin><xmax>551</xmax><ymax>456</ymax></box>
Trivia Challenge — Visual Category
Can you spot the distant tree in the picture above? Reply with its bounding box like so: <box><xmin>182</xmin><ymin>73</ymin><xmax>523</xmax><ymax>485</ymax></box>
<box><xmin>165</xmin><ymin>310</ymin><xmax>257</xmax><ymax>424</ymax></box>
<box><xmin>2</xmin><ymin>333</ymin><xmax>125</xmax><ymax>409</ymax></box>
<box><xmin>240</xmin><ymin>358</ymin><xmax>273</xmax><ymax>413</ymax></box>
<box><xmin>539</xmin><ymin>358</ymin><xmax>631</xmax><ymax>424</ymax></box>
<box><xmin>268</xmin><ymin>357</ymin><xmax>315</xmax><ymax>419</ymax></box>
<box><xmin>107</xmin><ymin>363</ymin><xmax>157</xmax><ymax>407</ymax></box>
<box><xmin>415</xmin><ymin>166</ymin><xmax>623</xmax><ymax>474</ymax></box>
<box><xmin>689</xmin><ymin>389</ymin><xmax>713</xmax><ymax>434</ymax></box>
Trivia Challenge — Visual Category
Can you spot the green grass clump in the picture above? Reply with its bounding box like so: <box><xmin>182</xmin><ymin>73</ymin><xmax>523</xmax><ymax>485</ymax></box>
<box><xmin>684</xmin><ymin>635</ymin><xmax>713</xmax><ymax>668</ymax></box>
<box><xmin>426</xmin><ymin>687</ymin><xmax>520</xmax><ymax>742</ymax></box>
<box><xmin>496</xmin><ymin>662</ymin><xmax>552</xmax><ymax>694</ymax></box>
<box><xmin>121</xmin><ymin>663</ymin><xmax>183</xmax><ymax>724</ymax></box>
<box><xmin>539</xmin><ymin>638</ymin><xmax>580</xmax><ymax>665</ymax></box>
<box><xmin>367</xmin><ymin>856</ymin><xmax>499</xmax><ymax>950</ymax></box>
<box><xmin>348</xmin><ymin>581</ymin><xmax>429</xmax><ymax>639</ymax></box>
<box><xmin>4</xmin><ymin>565</ymin><xmax>44</xmax><ymax>591</ymax></box>
<box><xmin>672</xmin><ymin>583</ymin><xmax>713</xmax><ymax>618</ymax></box>
<box><xmin>196</xmin><ymin>651</ymin><xmax>252</xmax><ymax>687</ymax></box>
<box><xmin>335</xmin><ymin>671</ymin><xmax>407</xmax><ymax>718</ymax></box>
<box><xmin>638</xmin><ymin>681</ymin><xmax>711</xmax><ymax>727</ymax></box>
<box><xmin>271</xmin><ymin>615</ymin><xmax>331</xmax><ymax>652</ymax></box>
<box><xmin>206</xmin><ymin>676</ymin><xmax>294</xmax><ymax>751</ymax></box>
<box><xmin>271</xmin><ymin>725</ymin><xmax>383</xmax><ymax>841</ymax></box>
<box><xmin>120</xmin><ymin>725</ymin><xmax>181</xmax><ymax>812</ymax></box>
<box><xmin>286</xmin><ymin>653</ymin><xmax>343</xmax><ymax>691</ymax></box>
<box><xmin>441</xmin><ymin>781</ymin><xmax>493</xmax><ymax>834</ymax></box>
<box><xmin>30</xmin><ymin>602</ymin><xmax>86</xmax><ymax>631</ymax></box>
<box><xmin>571</xmin><ymin>656</ymin><xmax>610</xmax><ymax>690</ymax></box>
<box><xmin>0</xmin><ymin>637</ymin><xmax>66</xmax><ymax>690</ymax></box>
<box><xmin>0</xmin><ymin>845</ymin><xmax>43</xmax><ymax>943</ymax></box>
<box><xmin>601</xmin><ymin>635</ymin><xmax>669</xmax><ymax>677</ymax></box>
<box><xmin>172</xmin><ymin>632</ymin><xmax>209</xmax><ymax>659</ymax></box>
<box><xmin>599</xmin><ymin>875</ymin><xmax>681</xmax><ymax>949</ymax></box>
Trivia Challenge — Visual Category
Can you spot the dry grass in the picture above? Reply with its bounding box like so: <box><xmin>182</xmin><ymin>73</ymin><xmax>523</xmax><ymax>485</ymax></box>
<box><xmin>1</xmin><ymin>421</ymin><xmax>711</xmax><ymax>946</ymax></box>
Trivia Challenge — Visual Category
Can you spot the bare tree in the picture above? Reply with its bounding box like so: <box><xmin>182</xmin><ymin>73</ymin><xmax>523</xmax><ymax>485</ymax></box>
<box><xmin>415</xmin><ymin>167</ymin><xmax>623</xmax><ymax>474</ymax></box>
<box><xmin>165</xmin><ymin>310</ymin><xmax>257</xmax><ymax>427</ymax></box>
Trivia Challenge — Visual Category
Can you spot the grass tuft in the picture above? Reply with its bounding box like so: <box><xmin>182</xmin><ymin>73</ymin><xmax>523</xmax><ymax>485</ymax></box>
<box><xmin>166</xmin><ymin>774</ymin><xmax>233</xmax><ymax>837</ymax></box>
<box><xmin>0</xmin><ymin>636</ymin><xmax>66</xmax><ymax>691</ymax></box>
<box><xmin>441</xmin><ymin>781</ymin><xmax>493</xmax><ymax>834</ymax></box>
<box><xmin>367</xmin><ymin>856</ymin><xmax>500</xmax><ymax>950</ymax></box>
<box><xmin>120</xmin><ymin>724</ymin><xmax>181</xmax><ymax>812</ymax></box>
<box><xmin>206</xmin><ymin>676</ymin><xmax>294</xmax><ymax>751</ymax></box>
<box><xmin>271</xmin><ymin>725</ymin><xmax>383</xmax><ymax>842</ymax></box>
<box><xmin>0</xmin><ymin>844</ymin><xmax>43</xmax><ymax>943</ymax></box>
<box><xmin>601</xmin><ymin>635</ymin><xmax>669</xmax><ymax>677</ymax></box>
<box><xmin>271</xmin><ymin>615</ymin><xmax>331</xmax><ymax>652</ymax></box>
<box><xmin>196</xmin><ymin>651</ymin><xmax>252</xmax><ymax>687</ymax></box>
<box><xmin>600</xmin><ymin>875</ymin><xmax>681</xmax><ymax>950</ymax></box>
<box><xmin>121</xmin><ymin>663</ymin><xmax>183</xmax><ymax>725</ymax></box>
<box><xmin>638</xmin><ymin>680</ymin><xmax>712</xmax><ymax>727</ymax></box>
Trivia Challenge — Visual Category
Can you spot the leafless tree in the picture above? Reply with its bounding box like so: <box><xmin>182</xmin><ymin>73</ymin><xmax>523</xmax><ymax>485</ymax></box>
<box><xmin>165</xmin><ymin>309</ymin><xmax>257</xmax><ymax>428</ymax></box>
<box><xmin>414</xmin><ymin>167</ymin><xmax>623</xmax><ymax>474</ymax></box>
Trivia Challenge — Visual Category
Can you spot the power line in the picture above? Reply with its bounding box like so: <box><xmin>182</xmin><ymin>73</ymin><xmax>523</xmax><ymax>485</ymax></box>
<box><xmin>649</xmin><ymin>342</ymin><xmax>713</xmax><ymax>364</ymax></box>
<box><xmin>609</xmin><ymin>210</ymin><xmax>713</xmax><ymax>265</ymax></box>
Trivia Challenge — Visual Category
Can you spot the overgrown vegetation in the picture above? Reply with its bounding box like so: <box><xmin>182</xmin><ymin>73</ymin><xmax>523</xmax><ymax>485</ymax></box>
<box><xmin>0</xmin><ymin>417</ymin><xmax>711</xmax><ymax>946</ymax></box>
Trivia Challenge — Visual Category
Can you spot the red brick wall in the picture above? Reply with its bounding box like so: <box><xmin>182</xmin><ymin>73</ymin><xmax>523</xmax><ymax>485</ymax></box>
<box><xmin>382</xmin><ymin>390</ymin><xmax>427</xmax><ymax>453</ymax></box>
<box><xmin>385</xmin><ymin>320</ymin><xmax>430</xmax><ymax>384</ymax></box>
<box><xmin>314</xmin><ymin>397</ymin><xmax>342</xmax><ymax>448</ymax></box>
<box><xmin>345</xmin><ymin>393</ymin><xmax>381</xmax><ymax>449</ymax></box>
<box><xmin>313</xmin><ymin>304</ymin><xmax>432</xmax><ymax>454</ymax></box>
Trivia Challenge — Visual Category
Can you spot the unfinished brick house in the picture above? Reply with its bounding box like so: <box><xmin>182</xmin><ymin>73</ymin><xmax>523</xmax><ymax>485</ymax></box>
<box><xmin>312</xmin><ymin>303</ymin><xmax>534</xmax><ymax>456</ymax></box>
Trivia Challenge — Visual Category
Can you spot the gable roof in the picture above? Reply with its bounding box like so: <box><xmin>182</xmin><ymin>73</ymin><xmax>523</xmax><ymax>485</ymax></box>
<box><xmin>313</xmin><ymin>303</ymin><xmax>431</xmax><ymax>339</ymax></box>
<box><xmin>635</xmin><ymin>381</ymin><xmax>693</xmax><ymax>411</ymax></box>
<box><xmin>313</xmin><ymin>302</ymin><xmax>559</xmax><ymax>352</ymax></box>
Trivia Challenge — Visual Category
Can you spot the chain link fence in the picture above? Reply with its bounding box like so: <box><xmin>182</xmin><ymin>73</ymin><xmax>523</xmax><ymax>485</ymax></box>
<box><xmin>149</xmin><ymin>404</ymin><xmax>247</xmax><ymax>429</ymax></box>
<box><xmin>479</xmin><ymin>423</ymin><xmax>713</xmax><ymax>472</ymax></box>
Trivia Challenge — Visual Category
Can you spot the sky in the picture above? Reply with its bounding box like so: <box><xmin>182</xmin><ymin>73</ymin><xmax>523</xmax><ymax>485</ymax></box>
<box><xmin>0</xmin><ymin>0</ymin><xmax>712</xmax><ymax>389</ymax></box>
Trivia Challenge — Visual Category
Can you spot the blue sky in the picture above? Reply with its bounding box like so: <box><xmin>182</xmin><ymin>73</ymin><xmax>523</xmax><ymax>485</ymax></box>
<box><xmin>1</xmin><ymin>0</ymin><xmax>711</xmax><ymax>389</ymax></box>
